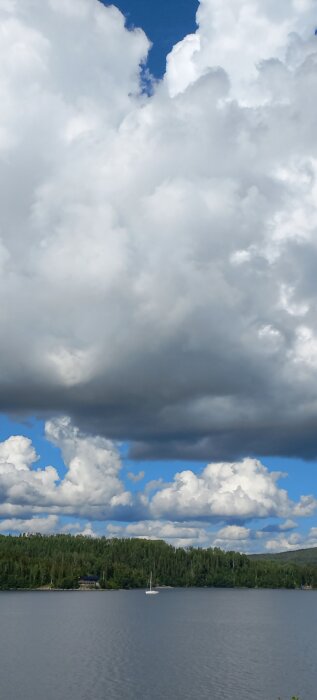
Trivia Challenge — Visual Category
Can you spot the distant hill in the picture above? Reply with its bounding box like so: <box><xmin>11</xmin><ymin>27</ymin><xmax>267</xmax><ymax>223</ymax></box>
<box><xmin>250</xmin><ymin>547</ymin><xmax>317</xmax><ymax>565</ymax></box>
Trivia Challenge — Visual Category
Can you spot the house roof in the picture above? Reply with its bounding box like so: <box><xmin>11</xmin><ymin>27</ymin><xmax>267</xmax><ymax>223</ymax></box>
<box><xmin>79</xmin><ymin>575</ymin><xmax>99</xmax><ymax>582</ymax></box>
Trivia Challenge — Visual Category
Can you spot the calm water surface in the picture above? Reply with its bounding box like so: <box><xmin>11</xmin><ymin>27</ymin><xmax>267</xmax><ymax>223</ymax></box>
<box><xmin>0</xmin><ymin>588</ymin><xmax>316</xmax><ymax>700</ymax></box>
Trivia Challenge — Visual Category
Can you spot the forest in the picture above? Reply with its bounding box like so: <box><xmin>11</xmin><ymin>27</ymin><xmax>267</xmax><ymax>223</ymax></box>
<box><xmin>0</xmin><ymin>534</ymin><xmax>316</xmax><ymax>590</ymax></box>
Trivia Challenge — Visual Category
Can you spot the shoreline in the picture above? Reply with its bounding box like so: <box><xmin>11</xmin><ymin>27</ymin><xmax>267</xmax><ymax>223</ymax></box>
<box><xmin>0</xmin><ymin>585</ymin><xmax>315</xmax><ymax>592</ymax></box>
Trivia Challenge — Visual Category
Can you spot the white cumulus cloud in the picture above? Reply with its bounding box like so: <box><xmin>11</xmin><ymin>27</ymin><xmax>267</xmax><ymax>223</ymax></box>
<box><xmin>0</xmin><ymin>417</ymin><xmax>131</xmax><ymax>518</ymax></box>
<box><xmin>0</xmin><ymin>0</ymin><xmax>317</xmax><ymax>467</ymax></box>
<box><xmin>107</xmin><ymin>520</ymin><xmax>209</xmax><ymax>547</ymax></box>
<box><xmin>0</xmin><ymin>514</ymin><xmax>59</xmax><ymax>534</ymax></box>
<box><xmin>150</xmin><ymin>459</ymin><xmax>291</xmax><ymax>520</ymax></box>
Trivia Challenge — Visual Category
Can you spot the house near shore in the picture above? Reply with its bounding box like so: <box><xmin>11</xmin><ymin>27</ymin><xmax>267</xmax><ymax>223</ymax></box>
<box><xmin>78</xmin><ymin>575</ymin><xmax>100</xmax><ymax>589</ymax></box>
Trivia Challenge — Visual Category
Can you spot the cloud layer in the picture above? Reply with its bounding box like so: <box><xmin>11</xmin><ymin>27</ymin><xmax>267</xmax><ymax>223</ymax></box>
<box><xmin>1</xmin><ymin>0</ymin><xmax>317</xmax><ymax>465</ymax></box>
<box><xmin>0</xmin><ymin>416</ymin><xmax>315</xmax><ymax>552</ymax></box>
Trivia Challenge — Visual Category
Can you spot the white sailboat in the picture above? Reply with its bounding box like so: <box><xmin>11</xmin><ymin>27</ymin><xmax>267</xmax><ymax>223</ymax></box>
<box><xmin>145</xmin><ymin>571</ymin><xmax>158</xmax><ymax>595</ymax></box>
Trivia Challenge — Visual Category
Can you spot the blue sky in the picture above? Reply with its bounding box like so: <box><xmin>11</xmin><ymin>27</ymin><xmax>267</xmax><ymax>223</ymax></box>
<box><xmin>102</xmin><ymin>0</ymin><xmax>199</xmax><ymax>78</ymax></box>
<box><xmin>0</xmin><ymin>0</ymin><xmax>317</xmax><ymax>551</ymax></box>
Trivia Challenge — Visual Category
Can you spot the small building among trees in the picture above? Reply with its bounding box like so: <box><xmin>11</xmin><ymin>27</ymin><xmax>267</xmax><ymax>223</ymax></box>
<box><xmin>78</xmin><ymin>575</ymin><xmax>99</xmax><ymax>589</ymax></box>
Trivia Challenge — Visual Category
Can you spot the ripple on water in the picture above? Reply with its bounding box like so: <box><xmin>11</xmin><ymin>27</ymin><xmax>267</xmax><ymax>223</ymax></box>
<box><xmin>0</xmin><ymin>589</ymin><xmax>316</xmax><ymax>700</ymax></box>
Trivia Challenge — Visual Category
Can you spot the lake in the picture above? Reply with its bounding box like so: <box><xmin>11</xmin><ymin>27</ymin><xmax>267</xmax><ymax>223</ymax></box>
<box><xmin>0</xmin><ymin>588</ymin><xmax>316</xmax><ymax>700</ymax></box>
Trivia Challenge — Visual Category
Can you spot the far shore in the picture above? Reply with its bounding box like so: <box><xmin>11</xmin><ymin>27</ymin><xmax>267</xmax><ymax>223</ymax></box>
<box><xmin>0</xmin><ymin>584</ymin><xmax>315</xmax><ymax>593</ymax></box>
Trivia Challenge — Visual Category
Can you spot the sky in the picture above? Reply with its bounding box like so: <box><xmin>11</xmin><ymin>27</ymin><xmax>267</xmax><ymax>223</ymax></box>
<box><xmin>0</xmin><ymin>0</ymin><xmax>317</xmax><ymax>552</ymax></box>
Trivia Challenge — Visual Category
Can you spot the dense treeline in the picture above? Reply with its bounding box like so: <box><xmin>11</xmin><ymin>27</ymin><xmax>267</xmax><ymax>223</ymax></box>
<box><xmin>0</xmin><ymin>534</ymin><xmax>316</xmax><ymax>590</ymax></box>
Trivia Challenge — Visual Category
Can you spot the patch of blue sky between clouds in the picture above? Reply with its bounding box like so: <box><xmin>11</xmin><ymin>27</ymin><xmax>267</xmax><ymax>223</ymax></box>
<box><xmin>101</xmin><ymin>0</ymin><xmax>199</xmax><ymax>79</ymax></box>
<box><xmin>0</xmin><ymin>415</ymin><xmax>66</xmax><ymax>478</ymax></box>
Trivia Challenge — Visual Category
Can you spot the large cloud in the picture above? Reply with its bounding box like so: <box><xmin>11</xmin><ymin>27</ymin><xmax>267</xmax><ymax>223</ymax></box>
<box><xmin>1</xmin><ymin>0</ymin><xmax>317</xmax><ymax>461</ymax></box>
<box><xmin>149</xmin><ymin>459</ymin><xmax>293</xmax><ymax>520</ymax></box>
<box><xmin>0</xmin><ymin>416</ymin><xmax>132</xmax><ymax>519</ymax></box>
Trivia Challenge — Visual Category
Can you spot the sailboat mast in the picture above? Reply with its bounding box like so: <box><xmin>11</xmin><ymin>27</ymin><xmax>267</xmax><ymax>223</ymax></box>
<box><xmin>145</xmin><ymin>569</ymin><xmax>158</xmax><ymax>595</ymax></box>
